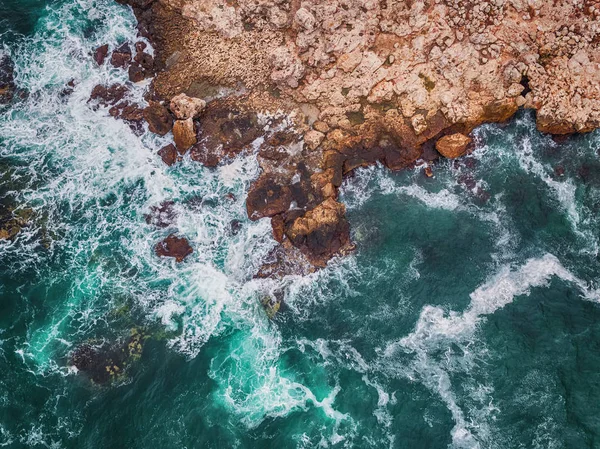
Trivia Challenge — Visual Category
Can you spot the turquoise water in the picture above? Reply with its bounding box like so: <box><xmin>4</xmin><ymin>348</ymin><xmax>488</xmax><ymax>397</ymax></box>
<box><xmin>1</xmin><ymin>1</ymin><xmax>600</xmax><ymax>447</ymax></box>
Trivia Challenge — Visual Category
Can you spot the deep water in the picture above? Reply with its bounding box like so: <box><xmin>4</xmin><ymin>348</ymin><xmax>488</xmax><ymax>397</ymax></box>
<box><xmin>2</xmin><ymin>1</ymin><xmax>600</xmax><ymax>448</ymax></box>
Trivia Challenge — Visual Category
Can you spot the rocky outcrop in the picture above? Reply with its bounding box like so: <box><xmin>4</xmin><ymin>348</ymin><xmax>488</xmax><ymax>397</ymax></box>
<box><xmin>143</xmin><ymin>102</ymin><xmax>173</xmax><ymax>135</ymax></box>
<box><xmin>114</xmin><ymin>0</ymin><xmax>600</xmax><ymax>272</ymax></box>
<box><xmin>155</xmin><ymin>234</ymin><xmax>193</xmax><ymax>262</ymax></box>
<box><xmin>435</xmin><ymin>133</ymin><xmax>472</xmax><ymax>159</ymax></box>
<box><xmin>172</xmin><ymin>117</ymin><xmax>196</xmax><ymax>151</ymax></box>
<box><xmin>169</xmin><ymin>93</ymin><xmax>205</xmax><ymax>120</ymax></box>
<box><xmin>0</xmin><ymin>53</ymin><xmax>16</xmax><ymax>105</ymax></box>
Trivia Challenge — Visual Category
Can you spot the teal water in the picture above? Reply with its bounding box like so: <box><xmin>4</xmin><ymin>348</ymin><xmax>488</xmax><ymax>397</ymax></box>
<box><xmin>1</xmin><ymin>1</ymin><xmax>600</xmax><ymax>448</ymax></box>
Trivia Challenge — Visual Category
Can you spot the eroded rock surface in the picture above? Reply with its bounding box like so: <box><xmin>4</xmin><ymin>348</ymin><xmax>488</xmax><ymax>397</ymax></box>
<box><xmin>117</xmin><ymin>0</ymin><xmax>600</xmax><ymax>271</ymax></box>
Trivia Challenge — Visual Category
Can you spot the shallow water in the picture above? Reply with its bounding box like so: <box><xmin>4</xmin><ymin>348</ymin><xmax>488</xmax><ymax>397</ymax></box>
<box><xmin>1</xmin><ymin>1</ymin><xmax>600</xmax><ymax>448</ymax></box>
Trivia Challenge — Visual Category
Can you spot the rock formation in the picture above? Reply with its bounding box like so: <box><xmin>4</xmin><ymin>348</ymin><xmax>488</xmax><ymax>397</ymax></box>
<box><xmin>113</xmin><ymin>0</ymin><xmax>600</xmax><ymax>272</ymax></box>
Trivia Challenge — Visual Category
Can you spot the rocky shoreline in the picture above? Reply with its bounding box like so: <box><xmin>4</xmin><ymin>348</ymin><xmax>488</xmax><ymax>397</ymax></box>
<box><xmin>92</xmin><ymin>0</ymin><xmax>600</xmax><ymax>274</ymax></box>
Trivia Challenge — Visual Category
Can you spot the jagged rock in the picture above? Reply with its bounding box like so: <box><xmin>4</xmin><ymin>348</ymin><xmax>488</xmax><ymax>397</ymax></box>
<box><xmin>110</xmin><ymin>43</ymin><xmax>132</xmax><ymax>68</ymax></box>
<box><xmin>169</xmin><ymin>93</ymin><xmax>205</xmax><ymax>120</ymax></box>
<box><xmin>0</xmin><ymin>53</ymin><xmax>16</xmax><ymax>105</ymax></box>
<box><xmin>143</xmin><ymin>103</ymin><xmax>173</xmax><ymax>136</ymax></box>
<box><xmin>145</xmin><ymin>201</ymin><xmax>176</xmax><ymax>228</ymax></box>
<box><xmin>89</xmin><ymin>84</ymin><xmax>128</xmax><ymax>107</ymax></box>
<box><xmin>155</xmin><ymin>234</ymin><xmax>193</xmax><ymax>262</ymax></box>
<box><xmin>284</xmin><ymin>198</ymin><xmax>351</xmax><ymax>267</ymax></box>
<box><xmin>93</xmin><ymin>44</ymin><xmax>109</xmax><ymax>65</ymax></box>
<box><xmin>158</xmin><ymin>143</ymin><xmax>178</xmax><ymax>166</ymax></box>
<box><xmin>134</xmin><ymin>51</ymin><xmax>154</xmax><ymax>71</ymax></box>
<box><xmin>246</xmin><ymin>175</ymin><xmax>292</xmax><ymax>220</ymax></box>
<box><xmin>128</xmin><ymin>63</ymin><xmax>146</xmax><ymax>83</ymax></box>
<box><xmin>435</xmin><ymin>133</ymin><xmax>472</xmax><ymax>159</ymax></box>
<box><xmin>304</xmin><ymin>130</ymin><xmax>324</xmax><ymax>151</ymax></box>
<box><xmin>172</xmin><ymin>118</ymin><xmax>197</xmax><ymax>151</ymax></box>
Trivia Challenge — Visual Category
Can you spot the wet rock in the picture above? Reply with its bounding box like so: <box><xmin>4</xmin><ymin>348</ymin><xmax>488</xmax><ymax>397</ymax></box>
<box><xmin>71</xmin><ymin>329</ymin><xmax>146</xmax><ymax>384</ymax></box>
<box><xmin>423</xmin><ymin>166</ymin><xmax>434</xmax><ymax>178</ymax></box>
<box><xmin>229</xmin><ymin>219</ymin><xmax>243</xmax><ymax>235</ymax></box>
<box><xmin>554</xmin><ymin>165</ymin><xmax>565</xmax><ymax>177</ymax></box>
<box><xmin>128</xmin><ymin>63</ymin><xmax>146</xmax><ymax>83</ymax></box>
<box><xmin>135</xmin><ymin>41</ymin><xmax>147</xmax><ymax>53</ymax></box>
<box><xmin>134</xmin><ymin>51</ymin><xmax>154</xmax><ymax>71</ymax></box>
<box><xmin>246</xmin><ymin>175</ymin><xmax>292</xmax><ymax>220</ymax></box>
<box><xmin>59</xmin><ymin>79</ymin><xmax>76</xmax><ymax>99</ymax></box>
<box><xmin>158</xmin><ymin>143</ymin><xmax>178</xmax><ymax>166</ymax></box>
<box><xmin>271</xmin><ymin>214</ymin><xmax>285</xmax><ymax>243</ymax></box>
<box><xmin>93</xmin><ymin>44</ymin><xmax>109</xmax><ymax>65</ymax></box>
<box><xmin>145</xmin><ymin>201</ymin><xmax>176</xmax><ymax>228</ymax></box>
<box><xmin>143</xmin><ymin>102</ymin><xmax>173</xmax><ymax>136</ymax></box>
<box><xmin>89</xmin><ymin>84</ymin><xmax>128</xmax><ymax>107</ymax></box>
<box><xmin>0</xmin><ymin>206</ymin><xmax>33</xmax><ymax>240</ymax></box>
<box><xmin>155</xmin><ymin>234</ymin><xmax>193</xmax><ymax>262</ymax></box>
<box><xmin>261</xmin><ymin>290</ymin><xmax>283</xmax><ymax>319</ymax></box>
<box><xmin>110</xmin><ymin>43</ymin><xmax>132</xmax><ymax>68</ymax></box>
<box><xmin>108</xmin><ymin>101</ymin><xmax>144</xmax><ymax>134</ymax></box>
<box><xmin>172</xmin><ymin>118</ymin><xmax>197</xmax><ymax>152</ymax></box>
<box><xmin>435</xmin><ymin>133</ymin><xmax>472</xmax><ymax>159</ymax></box>
<box><xmin>0</xmin><ymin>53</ymin><xmax>16</xmax><ymax>105</ymax></box>
<box><xmin>284</xmin><ymin>198</ymin><xmax>351</xmax><ymax>267</ymax></box>
<box><xmin>169</xmin><ymin>93</ymin><xmax>205</xmax><ymax>120</ymax></box>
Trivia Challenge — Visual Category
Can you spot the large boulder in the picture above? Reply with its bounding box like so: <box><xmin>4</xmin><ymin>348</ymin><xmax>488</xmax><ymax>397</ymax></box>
<box><xmin>110</xmin><ymin>43</ymin><xmax>132</xmax><ymax>68</ymax></box>
<box><xmin>246</xmin><ymin>175</ymin><xmax>292</xmax><ymax>220</ymax></box>
<box><xmin>435</xmin><ymin>133</ymin><xmax>472</xmax><ymax>159</ymax></box>
<box><xmin>0</xmin><ymin>53</ymin><xmax>16</xmax><ymax>105</ymax></box>
<box><xmin>172</xmin><ymin>118</ymin><xmax>197</xmax><ymax>151</ymax></box>
<box><xmin>143</xmin><ymin>103</ymin><xmax>173</xmax><ymax>136</ymax></box>
<box><xmin>155</xmin><ymin>234</ymin><xmax>193</xmax><ymax>262</ymax></box>
<box><xmin>157</xmin><ymin>143</ymin><xmax>178</xmax><ymax>166</ymax></box>
<box><xmin>93</xmin><ymin>44</ymin><xmax>109</xmax><ymax>65</ymax></box>
<box><xmin>284</xmin><ymin>198</ymin><xmax>351</xmax><ymax>267</ymax></box>
<box><xmin>169</xmin><ymin>93</ymin><xmax>205</xmax><ymax>120</ymax></box>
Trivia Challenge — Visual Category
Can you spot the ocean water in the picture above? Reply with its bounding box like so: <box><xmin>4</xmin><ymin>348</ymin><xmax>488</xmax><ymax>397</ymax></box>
<box><xmin>1</xmin><ymin>1</ymin><xmax>600</xmax><ymax>448</ymax></box>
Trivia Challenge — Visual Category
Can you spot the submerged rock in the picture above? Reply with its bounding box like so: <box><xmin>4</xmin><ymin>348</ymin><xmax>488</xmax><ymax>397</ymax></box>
<box><xmin>145</xmin><ymin>201</ymin><xmax>176</xmax><ymax>228</ymax></box>
<box><xmin>155</xmin><ymin>234</ymin><xmax>193</xmax><ymax>262</ymax></box>
<box><xmin>0</xmin><ymin>53</ymin><xmax>16</xmax><ymax>105</ymax></box>
<box><xmin>89</xmin><ymin>84</ymin><xmax>128</xmax><ymax>107</ymax></box>
<box><xmin>0</xmin><ymin>206</ymin><xmax>33</xmax><ymax>240</ymax></box>
<box><xmin>71</xmin><ymin>329</ymin><xmax>147</xmax><ymax>384</ymax></box>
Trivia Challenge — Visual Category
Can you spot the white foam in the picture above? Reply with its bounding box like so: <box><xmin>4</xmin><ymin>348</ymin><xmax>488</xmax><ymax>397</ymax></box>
<box><xmin>383</xmin><ymin>253</ymin><xmax>598</xmax><ymax>448</ymax></box>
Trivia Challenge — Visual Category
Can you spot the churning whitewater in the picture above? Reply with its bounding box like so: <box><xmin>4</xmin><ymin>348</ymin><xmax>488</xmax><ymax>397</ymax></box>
<box><xmin>1</xmin><ymin>0</ymin><xmax>600</xmax><ymax>448</ymax></box>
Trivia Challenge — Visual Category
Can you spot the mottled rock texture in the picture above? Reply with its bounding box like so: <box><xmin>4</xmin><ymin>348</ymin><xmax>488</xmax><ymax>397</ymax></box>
<box><xmin>118</xmin><ymin>0</ymin><xmax>600</xmax><ymax>271</ymax></box>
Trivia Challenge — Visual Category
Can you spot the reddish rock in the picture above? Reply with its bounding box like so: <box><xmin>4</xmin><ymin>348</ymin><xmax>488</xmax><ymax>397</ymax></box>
<box><xmin>435</xmin><ymin>133</ymin><xmax>472</xmax><ymax>159</ymax></box>
<box><xmin>128</xmin><ymin>63</ymin><xmax>146</xmax><ymax>83</ymax></box>
<box><xmin>158</xmin><ymin>144</ymin><xmax>178</xmax><ymax>166</ymax></box>
<box><xmin>135</xmin><ymin>42</ymin><xmax>147</xmax><ymax>53</ymax></box>
<box><xmin>110</xmin><ymin>43</ymin><xmax>132</xmax><ymax>68</ymax></box>
<box><xmin>246</xmin><ymin>175</ymin><xmax>292</xmax><ymax>220</ymax></box>
<box><xmin>423</xmin><ymin>166</ymin><xmax>434</xmax><ymax>178</ymax></box>
<box><xmin>155</xmin><ymin>234</ymin><xmax>193</xmax><ymax>262</ymax></box>
<box><xmin>89</xmin><ymin>84</ymin><xmax>127</xmax><ymax>106</ymax></box>
<box><xmin>284</xmin><ymin>198</ymin><xmax>351</xmax><ymax>267</ymax></box>
<box><xmin>143</xmin><ymin>103</ymin><xmax>173</xmax><ymax>136</ymax></box>
<box><xmin>271</xmin><ymin>214</ymin><xmax>285</xmax><ymax>242</ymax></box>
<box><xmin>93</xmin><ymin>44</ymin><xmax>109</xmax><ymax>65</ymax></box>
<box><xmin>172</xmin><ymin>118</ymin><xmax>197</xmax><ymax>151</ymax></box>
<box><xmin>134</xmin><ymin>51</ymin><xmax>154</xmax><ymax>71</ymax></box>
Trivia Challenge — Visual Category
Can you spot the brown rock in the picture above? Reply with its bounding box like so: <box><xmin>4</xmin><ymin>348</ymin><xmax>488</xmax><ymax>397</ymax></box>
<box><xmin>93</xmin><ymin>44</ymin><xmax>109</xmax><ymax>65</ymax></box>
<box><xmin>173</xmin><ymin>118</ymin><xmax>197</xmax><ymax>152</ymax></box>
<box><xmin>128</xmin><ymin>63</ymin><xmax>146</xmax><ymax>83</ymax></box>
<box><xmin>284</xmin><ymin>198</ymin><xmax>351</xmax><ymax>267</ymax></box>
<box><xmin>89</xmin><ymin>84</ymin><xmax>127</xmax><ymax>107</ymax></box>
<box><xmin>435</xmin><ymin>133</ymin><xmax>472</xmax><ymax>159</ymax></box>
<box><xmin>158</xmin><ymin>144</ymin><xmax>178</xmax><ymax>166</ymax></box>
<box><xmin>246</xmin><ymin>175</ymin><xmax>292</xmax><ymax>220</ymax></box>
<box><xmin>271</xmin><ymin>214</ymin><xmax>285</xmax><ymax>243</ymax></box>
<box><xmin>143</xmin><ymin>103</ymin><xmax>173</xmax><ymax>136</ymax></box>
<box><xmin>169</xmin><ymin>93</ymin><xmax>206</xmax><ymax>120</ymax></box>
<box><xmin>304</xmin><ymin>130</ymin><xmax>324</xmax><ymax>151</ymax></box>
<box><xmin>134</xmin><ymin>51</ymin><xmax>154</xmax><ymax>71</ymax></box>
<box><xmin>110</xmin><ymin>43</ymin><xmax>132</xmax><ymax>68</ymax></box>
<box><xmin>155</xmin><ymin>234</ymin><xmax>193</xmax><ymax>262</ymax></box>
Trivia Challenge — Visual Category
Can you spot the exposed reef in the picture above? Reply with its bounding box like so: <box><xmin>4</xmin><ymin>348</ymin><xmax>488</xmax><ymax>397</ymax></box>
<box><xmin>107</xmin><ymin>0</ymin><xmax>599</xmax><ymax>273</ymax></box>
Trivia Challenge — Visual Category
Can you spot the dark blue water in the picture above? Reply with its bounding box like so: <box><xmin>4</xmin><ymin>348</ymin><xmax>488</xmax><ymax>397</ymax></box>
<box><xmin>1</xmin><ymin>1</ymin><xmax>600</xmax><ymax>448</ymax></box>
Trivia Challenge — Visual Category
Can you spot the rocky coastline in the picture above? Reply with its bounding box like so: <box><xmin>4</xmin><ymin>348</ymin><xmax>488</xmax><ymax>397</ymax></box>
<box><xmin>89</xmin><ymin>0</ymin><xmax>600</xmax><ymax>275</ymax></box>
